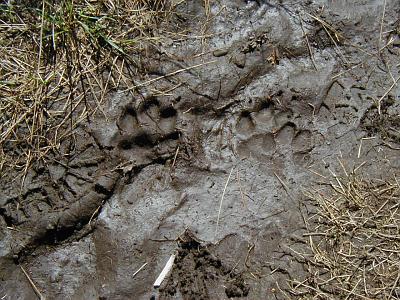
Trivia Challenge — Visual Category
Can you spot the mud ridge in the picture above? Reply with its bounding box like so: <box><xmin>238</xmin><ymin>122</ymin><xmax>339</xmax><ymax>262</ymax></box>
<box><xmin>4</xmin><ymin>172</ymin><xmax>119</xmax><ymax>262</ymax></box>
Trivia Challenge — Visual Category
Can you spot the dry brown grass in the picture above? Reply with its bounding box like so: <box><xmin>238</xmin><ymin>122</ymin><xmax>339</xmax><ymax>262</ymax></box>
<box><xmin>290</xmin><ymin>167</ymin><xmax>400</xmax><ymax>299</ymax></box>
<box><xmin>0</xmin><ymin>0</ymin><xmax>174</xmax><ymax>179</ymax></box>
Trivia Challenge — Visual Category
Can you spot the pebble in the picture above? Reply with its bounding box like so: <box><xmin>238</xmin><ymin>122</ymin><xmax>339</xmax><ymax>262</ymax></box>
<box><xmin>232</xmin><ymin>53</ymin><xmax>246</xmax><ymax>68</ymax></box>
<box><xmin>213</xmin><ymin>48</ymin><xmax>229</xmax><ymax>57</ymax></box>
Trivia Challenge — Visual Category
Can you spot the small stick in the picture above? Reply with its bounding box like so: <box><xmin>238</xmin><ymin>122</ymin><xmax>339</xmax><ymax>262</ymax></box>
<box><xmin>244</xmin><ymin>243</ymin><xmax>255</xmax><ymax>268</ymax></box>
<box><xmin>37</xmin><ymin>0</ymin><xmax>45</xmax><ymax>78</ymax></box>
<box><xmin>378</xmin><ymin>0</ymin><xmax>387</xmax><ymax>53</ymax></box>
<box><xmin>337</xmin><ymin>157</ymin><xmax>348</xmax><ymax>177</ymax></box>
<box><xmin>132</xmin><ymin>262</ymin><xmax>148</xmax><ymax>279</ymax></box>
<box><xmin>332</xmin><ymin>62</ymin><xmax>363</xmax><ymax>80</ymax></box>
<box><xmin>379</xmin><ymin>35</ymin><xmax>395</xmax><ymax>53</ymax></box>
<box><xmin>308</xmin><ymin>103</ymin><xmax>316</xmax><ymax>117</ymax></box>
<box><xmin>389</xmin><ymin>272</ymin><xmax>400</xmax><ymax>298</ymax></box>
<box><xmin>304</xmin><ymin>12</ymin><xmax>348</xmax><ymax>63</ymax></box>
<box><xmin>382</xmin><ymin>140</ymin><xmax>400</xmax><ymax>150</ymax></box>
<box><xmin>358</xmin><ymin>136</ymin><xmax>376</xmax><ymax>158</ymax></box>
<box><xmin>171</xmin><ymin>145</ymin><xmax>180</xmax><ymax>169</ymax></box>
<box><xmin>357</xmin><ymin>139</ymin><xmax>363</xmax><ymax>158</ymax></box>
<box><xmin>304</xmin><ymin>12</ymin><xmax>344</xmax><ymax>41</ymax></box>
<box><xmin>344</xmin><ymin>278</ymin><xmax>362</xmax><ymax>300</ymax></box>
<box><xmin>20</xmin><ymin>266</ymin><xmax>45</xmax><ymax>300</ymax></box>
<box><xmin>377</xmin><ymin>76</ymin><xmax>400</xmax><ymax>115</ymax></box>
<box><xmin>236</xmin><ymin>169</ymin><xmax>247</xmax><ymax>208</ymax></box>
<box><xmin>307</xmin><ymin>168</ymin><xmax>327</xmax><ymax>179</ymax></box>
<box><xmin>274</xmin><ymin>172</ymin><xmax>294</xmax><ymax>201</ymax></box>
<box><xmin>353</xmin><ymin>161</ymin><xmax>366</xmax><ymax>173</ymax></box>
<box><xmin>299</xmin><ymin>14</ymin><xmax>317</xmax><ymax>71</ymax></box>
<box><xmin>129</xmin><ymin>60</ymin><xmax>217</xmax><ymax>90</ymax></box>
<box><xmin>214</xmin><ymin>167</ymin><xmax>234</xmax><ymax>241</ymax></box>
<box><xmin>154</xmin><ymin>253</ymin><xmax>176</xmax><ymax>288</ymax></box>
<box><xmin>88</xmin><ymin>204</ymin><xmax>102</xmax><ymax>226</ymax></box>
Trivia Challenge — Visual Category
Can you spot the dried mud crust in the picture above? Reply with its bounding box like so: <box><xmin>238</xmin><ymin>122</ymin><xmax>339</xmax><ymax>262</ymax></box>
<box><xmin>160</xmin><ymin>231</ymin><xmax>249</xmax><ymax>300</ymax></box>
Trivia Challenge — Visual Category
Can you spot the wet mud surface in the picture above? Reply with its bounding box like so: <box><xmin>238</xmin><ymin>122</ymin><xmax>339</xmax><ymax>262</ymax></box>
<box><xmin>1</xmin><ymin>0</ymin><xmax>400</xmax><ymax>299</ymax></box>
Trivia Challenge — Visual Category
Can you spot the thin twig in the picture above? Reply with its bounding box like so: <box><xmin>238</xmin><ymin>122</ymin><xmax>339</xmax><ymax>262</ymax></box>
<box><xmin>299</xmin><ymin>14</ymin><xmax>317</xmax><ymax>71</ymax></box>
<box><xmin>171</xmin><ymin>145</ymin><xmax>180</xmax><ymax>169</ymax></box>
<box><xmin>274</xmin><ymin>172</ymin><xmax>294</xmax><ymax>201</ymax></box>
<box><xmin>130</xmin><ymin>60</ymin><xmax>217</xmax><ymax>89</ymax></box>
<box><xmin>214</xmin><ymin>167</ymin><xmax>234</xmax><ymax>241</ymax></box>
<box><xmin>37</xmin><ymin>0</ymin><xmax>45</xmax><ymax>78</ymax></box>
<box><xmin>378</xmin><ymin>0</ymin><xmax>387</xmax><ymax>54</ymax></box>
<box><xmin>377</xmin><ymin>75</ymin><xmax>400</xmax><ymax>114</ymax></box>
<box><xmin>236</xmin><ymin>169</ymin><xmax>247</xmax><ymax>208</ymax></box>
<box><xmin>20</xmin><ymin>266</ymin><xmax>45</xmax><ymax>300</ymax></box>
<box><xmin>132</xmin><ymin>262</ymin><xmax>148</xmax><ymax>279</ymax></box>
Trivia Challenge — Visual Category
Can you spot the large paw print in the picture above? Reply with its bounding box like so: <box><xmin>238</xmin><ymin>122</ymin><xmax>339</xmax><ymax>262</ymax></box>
<box><xmin>235</xmin><ymin>99</ymin><xmax>313</xmax><ymax>165</ymax></box>
<box><xmin>115</xmin><ymin>97</ymin><xmax>179</xmax><ymax>165</ymax></box>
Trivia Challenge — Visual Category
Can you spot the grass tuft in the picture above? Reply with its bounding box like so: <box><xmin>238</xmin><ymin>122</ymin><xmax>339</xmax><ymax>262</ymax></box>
<box><xmin>290</xmin><ymin>169</ymin><xmax>400</xmax><ymax>299</ymax></box>
<box><xmin>0</xmin><ymin>0</ymin><xmax>173</xmax><ymax>179</ymax></box>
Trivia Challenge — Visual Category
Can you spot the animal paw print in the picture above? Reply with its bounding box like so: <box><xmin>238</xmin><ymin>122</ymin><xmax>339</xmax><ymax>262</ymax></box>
<box><xmin>274</xmin><ymin>123</ymin><xmax>313</xmax><ymax>165</ymax></box>
<box><xmin>115</xmin><ymin>97</ymin><xmax>179</xmax><ymax>165</ymax></box>
<box><xmin>235</xmin><ymin>99</ymin><xmax>313</xmax><ymax>165</ymax></box>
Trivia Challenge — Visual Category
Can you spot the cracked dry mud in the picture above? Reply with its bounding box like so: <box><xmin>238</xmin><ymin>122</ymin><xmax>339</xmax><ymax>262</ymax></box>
<box><xmin>1</xmin><ymin>0</ymin><xmax>400</xmax><ymax>299</ymax></box>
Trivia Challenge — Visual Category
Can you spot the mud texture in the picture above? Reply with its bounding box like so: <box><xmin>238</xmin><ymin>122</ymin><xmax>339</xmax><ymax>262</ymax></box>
<box><xmin>159</xmin><ymin>230</ymin><xmax>249</xmax><ymax>300</ymax></box>
<box><xmin>1</xmin><ymin>0</ymin><xmax>400</xmax><ymax>299</ymax></box>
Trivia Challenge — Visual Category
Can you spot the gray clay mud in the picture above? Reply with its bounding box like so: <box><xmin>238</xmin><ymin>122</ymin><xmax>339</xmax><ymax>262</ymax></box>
<box><xmin>1</xmin><ymin>0</ymin><xmax>400</xmax><ymax>299</ymax></box>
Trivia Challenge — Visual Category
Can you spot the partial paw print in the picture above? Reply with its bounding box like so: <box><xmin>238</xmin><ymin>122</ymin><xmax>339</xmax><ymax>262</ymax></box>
<box><xmin>115</xmin><ymin>96</ymin><xmax>180</xmax><ymax>165</ymax></box>
<box><xmin>235</xmin><ymin>96</ymin><xmax>292</xmax><ymax>139</ymax></box>
<box><xmin>274</xmin><ymin>123</ymin><xmax>313</xmax><ymax>165</ymax></box>
<box><xmin>235</xmin><ymin>98</ymin><xmax>314</xmax><ymax>165</ymax></box>
<box><xmin>235</xmin><ymin>89</ymin><xmax>314</xmax><ymax>137</ymax></box>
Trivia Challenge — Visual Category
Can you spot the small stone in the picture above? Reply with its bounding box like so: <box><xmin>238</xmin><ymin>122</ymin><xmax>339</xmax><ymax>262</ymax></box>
<box><xmin>213</xmin><ymin>48</ymin><xmax>229</xmax><ymax>57</ymax></box>
<box><xmin>46</xmin><ymin>223</ymin><xmax>55</xmax><ymax>230</ymax></box>
<box><xmin>231</xmin><ymin>53</ymin><xmax>246</xmax><ymax>69</ymax></box>
<box><xmin>36</xmin><ymin>202</ymin><xmax>50</xmax><ymax>212</ymax></box>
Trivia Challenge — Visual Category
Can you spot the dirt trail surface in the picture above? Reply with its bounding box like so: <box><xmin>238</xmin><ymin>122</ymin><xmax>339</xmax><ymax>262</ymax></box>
<box><xmin>1</xmin><ymin>0</ymin><xmax>400</xmax><ymax>299</ymax></box>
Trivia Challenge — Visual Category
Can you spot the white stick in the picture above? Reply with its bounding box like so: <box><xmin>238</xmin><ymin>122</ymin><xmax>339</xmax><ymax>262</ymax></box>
<box><xmin>153</xmin><ymin>254</ymin><xmax>176</xmax><ymax>288</ymax></box>
<box><xmin>214</xmin><ymin>167</ymin><xmax>234</xmax><ymax>241</ymax></box>
<box><xmin>132</xmin><ymin>262</ymin><xmax>148</xmax><ymax>279</ymax></box>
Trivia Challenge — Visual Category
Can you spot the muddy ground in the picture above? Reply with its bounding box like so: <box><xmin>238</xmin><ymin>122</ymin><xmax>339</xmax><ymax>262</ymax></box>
<box><xmin>1</xmin><ymin>0</ymin><xmax>400</xmax><ymax>299</ymax></box>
